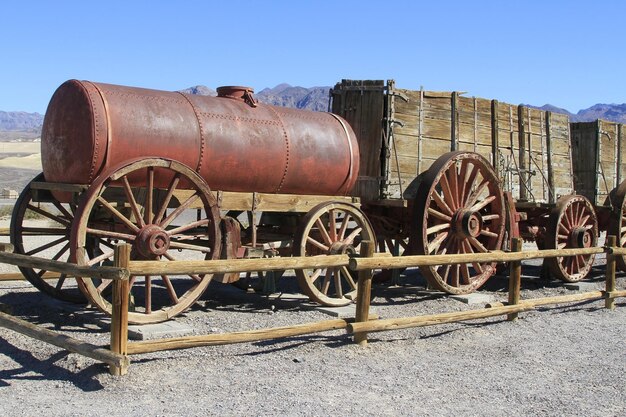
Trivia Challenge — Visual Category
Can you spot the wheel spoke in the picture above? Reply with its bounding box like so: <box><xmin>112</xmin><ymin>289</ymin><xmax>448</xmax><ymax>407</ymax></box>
<box><xmin>427</xmin><ymin>232</ymin><xmax>448</xmax><ymax>254</ymax></box>
<box><xmin>160</xmin><ymin>193</ymin><xmax>200</xmax><ymax>229</ymax></box>
<box><xmin>481</xmin><ymin>214</ymin><xmax>500</xmax><ymax>222</ymax></box>
<box><xmin>87</xmin><ymin>249</ymin><xmax>115</xmax><ymax>266</ymax></box>
<box><xmin>439</xmin><ymin>173</ymin><xmax>457</xmax><ymax>211</ymax></box>
<box><xmin>163</xmin><ymin>252</ymin><xmax>203</xmax><ymax>282</ymax></box>
<box><xmin>458</xmin><ymin>159</ymin><xmax>471</xmax><ymax>206</ymax></box>
<box><xmin>161</xmin><ymin>275</ymin><xmax>180</xmax><ymax>304</ymax></box>
<box><xmin>51</xmin><ymin>201</ymin><xmax>73</xmax><ymax>221</ymax></box>
<box><xmin>307</xmin><ymin>236</ymin><xmax>329</xmax><ymax>252</ymax></box>
<box><xmin>469</xmin><ymin>195</ymin><xmax>496</xmax><ymax>212</ymax></box>
<box><xmin>97</xmin><ymin>196</ymin><xmax>140</xmax><ymax>233</ymax></box>
<box><xmin>25</xmin><ymin>236</ymin><xmax>68</xmax><ymax>256</ymax></box>
<box><xmin>321</xmin><ymin>269</ymin><xmax>332</xmax><ymax>294</ymax></box>
<box><xmin>426</xmin><ymin>223</ymin><xmax>450</xmax><ymax>235</ymax></box>
<box><xmin>341</xmin><ymin>266</ymin><xmax>357</xmax><ymax>290</ymax></box>
<box><xmin>428</xmin><ymin>207</ymin><xmax>452</xmax><ymax>222</ymax></box>
<box><xmin>344</xmin><ymin>227</ymin><xmax>363</xmax><ymax>245</ymax></box>
<box><xmin>26</xmin><ymin>204</ymin><xmax>70</xmax><ymax>226</ymax></box>
<box><xmin>328</xmin><ymin>210</ymin><xmax>337</xmax><ymax>241</ymax></box>
<box><xmin>462</xmin><ymin>163</ymin><xmax>479</xmax><ymax>205</ymax></box>
<box><xmin>122</xmin><ymin>176</ymin><xmax>145</xmax><ymax>228</ymax></box>
<box><xmin>480</xmin><ymin>229</ymin><xmax>498</xmax><ymax>238</ymax></box>
<box><xmin>145</xmin><ymin>167</ymin><xmax>154</xmax><ymax>225</ymax></box>
<box><xmin>334</xmin><ymin>268</ymin><xmax>343</xmax><ymax>298</ymax></box>
<box><xmin>465</xmin><ymin>179</ymin><xmax>489</xmax><ymax>208</ymax></box>
<box><xmin>315</xmin><ymin>218</ymin><xmax>333</xmax><ymax>246</ymax></box>
<box><xmin>448</xmin><ymin>165</ymin><xmax>459</xmax><ymax>210</ymax></box>
<box><xmin>154</xmin><ymin>174</ymin><xmax>181</xmax><ymax>224</ymax></box>
<box><xmin>55</xmin><ymin>273</ymin><xmax>68</xmax><ymax>290</ymax></box>
<box><xmin>168</xmin><ymin>240</ymin><xmax>213</xmax><ymax>253</ymax></box>
<box><xmin>468</xmin><ymin>236</ymin><xmax>488</xmax><ymax>253</ymax></box>
<box><xmin>338</xmin><ymin>214</ymin><xmax>351</xmax><ymax>240</ymax></box>
<box><xmin>86</xmin><ymin>227</ymin><xmax>136</xmax><ymax>241</ymax></box>
<box><xmin>432</xmin><ymin>191</ymin><xmax>454</xmax><ymax>216</ymax></box>
<box><xmin>21</xmin><ymin>227</ymin><xmax>68</xmax><ymax>235</ymax></box>
<box><xmin>166</xmin><ymin>219</ymin><xmax>210</xmax><ymax>236</ymax></box>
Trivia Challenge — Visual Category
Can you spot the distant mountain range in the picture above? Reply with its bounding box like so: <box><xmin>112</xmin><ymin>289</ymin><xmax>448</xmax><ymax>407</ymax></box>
<box><xmin>1</xmin><ymin>85</ymin><xmax>625</xmax><ymax>133</ymax></box>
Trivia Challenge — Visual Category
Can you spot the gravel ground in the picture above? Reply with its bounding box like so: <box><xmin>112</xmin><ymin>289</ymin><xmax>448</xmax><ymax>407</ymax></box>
<box><xmin>0</xmin><ymin>236</ymin><xmax>624</xmax><ymax>416</ymax></box>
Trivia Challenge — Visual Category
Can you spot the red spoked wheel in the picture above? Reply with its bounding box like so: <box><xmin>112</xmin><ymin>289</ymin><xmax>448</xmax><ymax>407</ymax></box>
<box><xmin>545</xmin><ymin>195</ymin><xmax>598</xmax><ymax>282</ymax></box>
<box><xmin>411</xmin><ymin>152</ymin><xmax>505</xmax><ymax>294</ymax></box>
<box><xmin>70</xmin><ymin>158</ymin><xmax>221</xmax><ymax>324</ymax></box>
<box><xmin>294</xmin><ymin>202</ymin><xmax>376</xmax><ymax>307</ymax></box>
<box><xmin>609</xmin><ymin>181</ymin><xmax>626</xmax><ymax>272</ymax></box>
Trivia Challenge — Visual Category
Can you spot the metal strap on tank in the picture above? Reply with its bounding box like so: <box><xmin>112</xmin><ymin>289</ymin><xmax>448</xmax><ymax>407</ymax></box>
<box><xmin>85</xmin><ymin>81</ymin><xmax>112</xmax><ymax>183</ymax></box>
<box><xmin>177</xmin><ymin>92</ymin><xmax>206</xmax><ymax>174</ymax></box>
<box><xmin>328</xmin><ymin>112</ymin><xmax>355</xmax><ymax>196</ymax></box>
<box><xmin>266</xmin><ymin>106</ymin><xmax>291</xmax><ymax>193</ymax></box>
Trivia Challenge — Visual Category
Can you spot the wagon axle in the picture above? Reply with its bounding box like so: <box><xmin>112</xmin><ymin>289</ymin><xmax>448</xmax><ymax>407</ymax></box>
<box><xmin>452</xmin><ymin>210</ymin><xmax>483</xmax><ymax>239</ymax></box>
<box><xmin>135</xmin><ymin>224</ymin><xmax>170</xmax><ymax>258</ymax></box>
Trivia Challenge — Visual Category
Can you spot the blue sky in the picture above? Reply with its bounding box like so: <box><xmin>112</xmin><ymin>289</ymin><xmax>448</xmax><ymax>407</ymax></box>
<box><xmin>1</xmin><ymin>0</ymin><xmax>624</xmax><ymax>113</ymax></box>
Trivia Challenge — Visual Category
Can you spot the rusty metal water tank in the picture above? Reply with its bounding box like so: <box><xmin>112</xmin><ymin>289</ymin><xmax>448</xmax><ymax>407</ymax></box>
<box><xmin>41</xmin><ymin>80</ymin><xmax>359</xmax><ymax>196</ymax></box>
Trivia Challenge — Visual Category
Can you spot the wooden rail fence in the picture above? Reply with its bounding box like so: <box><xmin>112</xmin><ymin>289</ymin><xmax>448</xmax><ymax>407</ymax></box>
<box><xmin>0</xmin><ymin>237</ymin><xmax>623</xmax><ymax>376</ymax></box>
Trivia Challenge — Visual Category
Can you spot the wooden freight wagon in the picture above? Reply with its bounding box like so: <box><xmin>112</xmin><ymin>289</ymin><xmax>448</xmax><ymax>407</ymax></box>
<box><xmin>331</xmin><ymin>79</ymin><xmax>598</xmax><ymax>288</ymax></box>
<box><xmin>571</xmin><ymin>119</ymin><xmax>626</xmax><ymax>269</ymax></box>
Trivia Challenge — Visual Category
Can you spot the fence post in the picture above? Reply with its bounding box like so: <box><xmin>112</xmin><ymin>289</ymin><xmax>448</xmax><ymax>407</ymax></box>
<box><xmin>507</xmin><ymin>238</ymin><xmax>523</xmax><ymax>321</ymax></box>
<box><xmin>605</xmin><ymin>235</ymin><xmax>616</xmax><ymax>311</ymax></box>
<box><xmin>354</xmin><ymin>240</ymin><xmax>375</xmax><ymax>346</ymax></box>
<box><xmin>110</xmin><ymin>243</ymin><xmax>131</xmax><ymax>376</ymax></box>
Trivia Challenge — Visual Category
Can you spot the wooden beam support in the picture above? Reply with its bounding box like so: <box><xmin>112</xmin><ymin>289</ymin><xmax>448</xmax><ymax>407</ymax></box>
<box><xmin>605</xmin><ymin>235</ymin><xmax>617</xmax><ymax>310</ymax></box>
<box><xmin>129</xmin><ymin>254</ymin><xmax>351</xmax><ymax>276</ymax></box>
<box><xmin>110</xmin><ymin>243</ymin><xmax>131</xmax><ymax>376</ymax></box>
<box><xmin>0</xmin><ymin>311</ymin><xmax>128</xmax><ymax>370</ymax></box>
<box><xmin>127</xmin><ymin>318</ymin><xmax>357</xmax><ymax>355</ymax></box>
<box><xmin>347</xmin><ymin>304</ymin><xmax>534</xmax><ymax>334</ymax></box>
<box><xmin>349</xmin><ymin>247</ymin><xmax>604</xmax><ymax>271</ymax></box>
<box><xmin>354</xmin><ymin>240</ymin><xmax>375</xmax><ymax>346</ymax></box>
<box><xmin>507</xmin><ymin>238</ymin><xmax>523</xmax><ymax>321</ymax></box>
<box><xmin>0</xmin><ymin>250</ymin><xmax>127</xmax><ymax>281</ymax></box>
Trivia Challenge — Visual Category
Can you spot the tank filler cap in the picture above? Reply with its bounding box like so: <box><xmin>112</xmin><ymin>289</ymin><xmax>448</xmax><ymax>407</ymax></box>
<box><xmin>216</xmin><ymin>86</ymin><xmax>258</xmax><ymax>107</ymax></box>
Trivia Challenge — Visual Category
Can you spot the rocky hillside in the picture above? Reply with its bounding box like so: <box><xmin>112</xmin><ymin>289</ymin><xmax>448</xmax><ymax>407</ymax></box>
<box><xmin>0</xmin><ymin>111</ymin><xmax>43</xmax><ymax>132</ymax></box>
<box><xmin>533</xmin><ymin>103</ymin><xmax>626</xmax><ymax>123</ymax></box>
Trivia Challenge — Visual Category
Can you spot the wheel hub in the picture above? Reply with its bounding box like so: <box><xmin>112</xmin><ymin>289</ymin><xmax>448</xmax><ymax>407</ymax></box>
<box><xmin>571</xmin><ymin>227</ymin><xmax>592</xmax><ymax>248</ymax></box>
<box><xmin>329</xmin><ymin>242</ymin><xmax>356</xmax><ymax>256</ymax></box>
<box><xmin>135</xmin><ymin>224</ymin><xmax>170</xmax><ymax>257</ymax></box>
<box><xmin>452</xmin><ymin>210</ymin><xmax>483</xmax><ymax>238</ymax></box>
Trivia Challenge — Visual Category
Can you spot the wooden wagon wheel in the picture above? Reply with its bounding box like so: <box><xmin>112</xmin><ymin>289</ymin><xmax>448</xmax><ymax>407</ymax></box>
<box><xmin>70</xmin><ymin>158</ymin><xmax>221</xmax><ymax>324</ymax></box>
<box><xmin>294</xmin><ymin>201</ymin><xmax>375</xmax><ymax>307</ymax></box>
<box><xmin>411</xmin><ymin>151</ymin><xmax>505</xmax><ymax>294</ymax></box>
<box><xmin>545</xmin><ymin>195</ymin><xmax>598</xmax><ymax>282</ymax></box>
<box><xmin>609</xmin><ymin>181</ymin><xmax>626</xmax><ymax>271</ymax></box>
<box><xmin>10</xmin><ymin>173</ymin><xmax>85</xmax><ymax>303</ymax></box>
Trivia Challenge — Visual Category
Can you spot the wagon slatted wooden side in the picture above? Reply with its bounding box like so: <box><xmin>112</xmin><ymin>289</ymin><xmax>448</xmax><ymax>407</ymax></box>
<box><xmin>570</xmin><ymin>119</ymin><xmax>626</xmax><ymax>270</ymax></box>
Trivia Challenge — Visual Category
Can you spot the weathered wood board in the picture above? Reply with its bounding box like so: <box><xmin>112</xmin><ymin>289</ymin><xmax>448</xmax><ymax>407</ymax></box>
<box><xmin>331</xmin><ymin>79</ymin><xmax>574</xmax><ymax>204</ymax></box>
<box><xmin>571</xmin><ymin>120</ymin><xmax>625</xmax><ymax>206</ymax></box>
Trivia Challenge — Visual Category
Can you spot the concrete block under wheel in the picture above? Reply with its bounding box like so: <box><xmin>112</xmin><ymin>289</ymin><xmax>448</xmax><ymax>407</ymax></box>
<box><xmin>128</xmin><ymin>321</ymin><xmax>194</xmax><ymax>341</ymax></box>
<box><xmin>314</xmin><ymin>303</ymin><xmax>377</xmax><ymax>318</ymax></box>
<box><xmin>450</xmin><ymin>292</ymin><xmax>493</xmax><ymax>305</ymax></box>
<box><xmin>563</xmin><ymin>282</ymin><xmax>598</xmax><ymax>291</ymax></box>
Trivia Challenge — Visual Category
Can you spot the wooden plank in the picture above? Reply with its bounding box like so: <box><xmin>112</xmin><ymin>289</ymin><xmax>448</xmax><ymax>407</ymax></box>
<box><xmin>126</xmin><ymin>318</ymin><xmax>364</xmax><ymax>354</ymax></box>
<box><xmin>347</xmin><ymin>304</ymin><xmax>534</xmax><ymax>334</ymax></box>
<box><xmin>110</xmin><ymin>244</ymin><xmax>130</xmax><ymax>376</ymax></box>
<box><xmin>0</xmin><ymin>250</ymin><xmax>127</xmax><ymax>281</ymax></box>
<box><xmin>354</xmin><ymin>240</ymin><xmax>375</xmax><ymax>345</ymax></box>
<box><xmin>349</xmin><ymin>247</ymin><xmax>605</xmax><ymax>271</ymax></box>
<box><xmin>0</xmin><ymin>311</ymin><xmax>129</xmax><ymax>370</ymax></box>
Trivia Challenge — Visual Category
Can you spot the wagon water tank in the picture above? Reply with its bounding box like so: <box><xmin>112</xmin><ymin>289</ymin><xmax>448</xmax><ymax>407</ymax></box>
<box><xmin>41</xmin><ymin>80</ymin><xmax>359</xmax><ymax>196</ymax></box>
